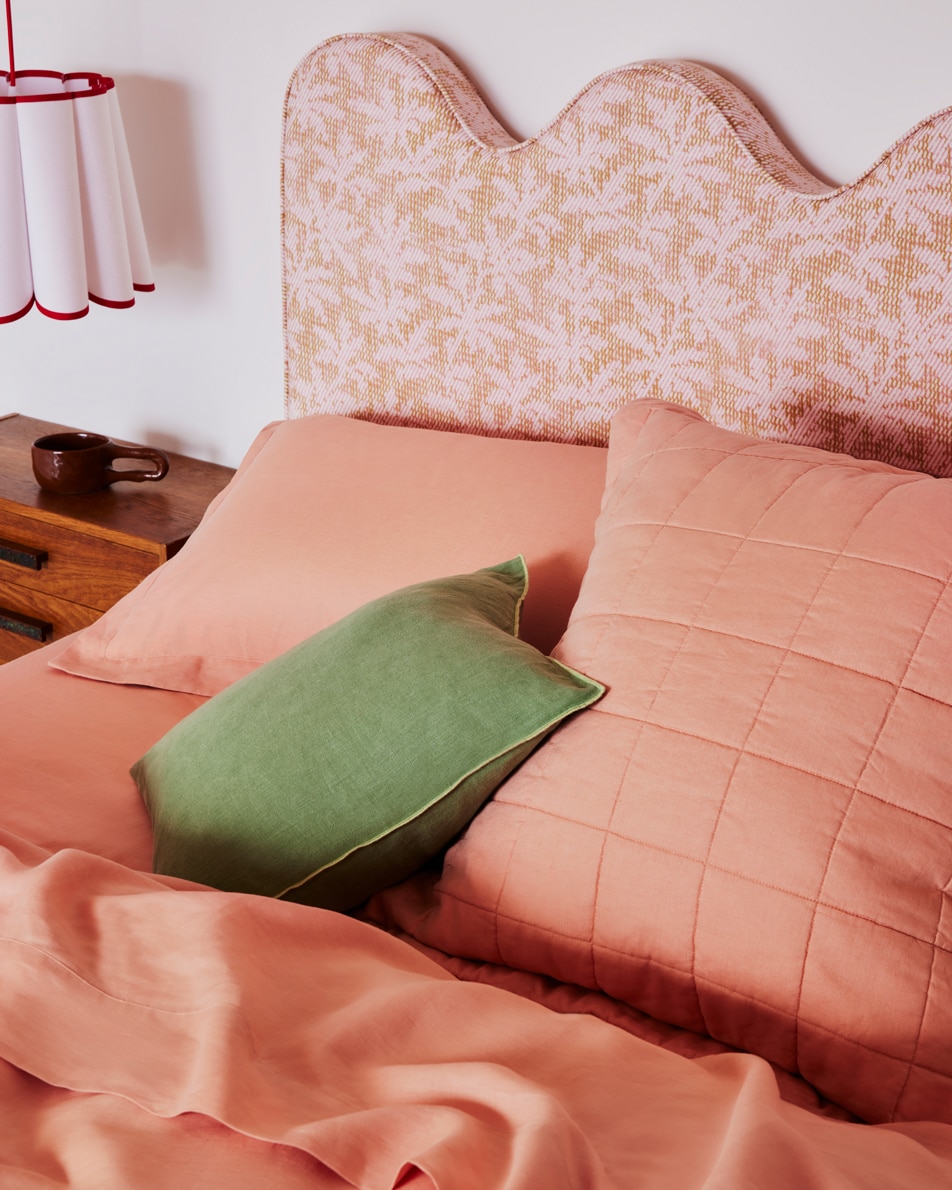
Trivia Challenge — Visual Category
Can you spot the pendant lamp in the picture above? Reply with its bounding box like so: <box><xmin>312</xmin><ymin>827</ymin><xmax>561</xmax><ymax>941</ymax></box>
<box><xmin>0</xmin><ymin>0</ymin><xmax>153</xmax><ymax>322</ymax></box>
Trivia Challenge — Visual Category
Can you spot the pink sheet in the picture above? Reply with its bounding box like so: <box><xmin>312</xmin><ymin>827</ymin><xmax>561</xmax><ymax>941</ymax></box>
<box><xmin>0</xmin><ymin>638</ymin><xmax>202</xmax><ymax>869</ymax></box>
<box><xmin>4</xmin><ymin>644</ymin><xmax>952</xmax><ymax>1187</ymax></box>
<box><xmin>4</xmin><ymin>832</ymin><xmax>952</xmax><ymax>1189</ymax></box>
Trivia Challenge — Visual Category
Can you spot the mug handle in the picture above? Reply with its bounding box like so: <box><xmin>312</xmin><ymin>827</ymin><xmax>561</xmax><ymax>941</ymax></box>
<box><xmin>103</xmin><ymin>444</ymin><xmax>170</xmax><ymax>484</ymax></box>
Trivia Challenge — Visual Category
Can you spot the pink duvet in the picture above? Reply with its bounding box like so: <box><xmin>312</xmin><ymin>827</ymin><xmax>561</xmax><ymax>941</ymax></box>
<box><xmin>3</xmin><ymin>645</ymin><xmax>952</xmax><ymax>1188</ymax></box>
<box><xmin>5</xmin><ymin>835</ymin><xmax>952</xmax><ymax>1189</ymax></box>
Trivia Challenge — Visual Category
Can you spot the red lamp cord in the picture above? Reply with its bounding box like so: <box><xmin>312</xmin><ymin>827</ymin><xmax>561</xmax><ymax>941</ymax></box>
<box><xmin>5</xmin><ymin>0</ymin><xmax>15</xmax><ymax>84</ymax></box>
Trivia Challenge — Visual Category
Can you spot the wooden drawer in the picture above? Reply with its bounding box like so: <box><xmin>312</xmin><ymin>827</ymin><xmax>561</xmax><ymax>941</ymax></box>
<box><xmin>0</xmin><ymin>507</ymin><xmax>156</xmax><ymax>611</ymax></box>
<box><xmin>0</xmin><ymin>578</ymin><xmax>102</xmax><ymax>662</ymax></box>
<box><xmin>0</xmin><ymin>413</ymin><xmax>235</xmax><ymax>666</ymax></box>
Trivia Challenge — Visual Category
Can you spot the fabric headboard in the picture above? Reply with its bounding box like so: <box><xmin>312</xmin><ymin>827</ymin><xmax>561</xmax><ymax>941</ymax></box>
<box><xmin>282</xmin><ymin>32</ymin><xmax>952</xmax><ymax>476</ymax></box>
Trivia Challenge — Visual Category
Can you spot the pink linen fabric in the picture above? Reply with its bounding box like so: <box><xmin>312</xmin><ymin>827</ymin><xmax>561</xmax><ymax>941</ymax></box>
<box><xmin>383</xmin><ymin>399</ymin><xmax>952</xmax><ymax>1125</ymax></box>
<box><xmin>0</xmin><ymin>637</ymin><xmax>198</xmax><ymax>871</ymax></box>
<box><xmin>51</xmin><ymin>415</ymin><xmax>606</xmax><ymax>696</ymax></box>
<box><xmin>0</xmin><ymin>634</ymin><xmax>851</xmax><ymax>1126</ymax></box>
<box><xmin>3</xmin><ymin>834</ymin><xmax>952</xmax><ymax>1189</ymax></box>
<box><xmin>285</xmin><ymin>33</ymin><xmax>952</xmax><ymax>476</ymax></box>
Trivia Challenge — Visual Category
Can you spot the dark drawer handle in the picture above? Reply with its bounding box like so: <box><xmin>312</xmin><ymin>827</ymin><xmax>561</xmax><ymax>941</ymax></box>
<box><xmin>0</xmin><ymin>537</ymin><xmax>48</xmax><ymax>570</ymax></box>
<box><xmin>0</xmin><ymin>606</ymin><xmax>53</xmax><ymax>642</ymax></box>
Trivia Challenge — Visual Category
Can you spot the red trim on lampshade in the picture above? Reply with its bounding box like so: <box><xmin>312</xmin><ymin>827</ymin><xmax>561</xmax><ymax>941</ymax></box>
<box><xmin>133</xmin><ymin>282</ymin><xmax>156</xmax><ymax>293</ymax></box>
<box><xmin>0</xmin><ymin>28</ymin><xmax>153</xmax><ymax>320</ymax></box>
<box><xmin>89</xmin><ymin>293</ymin><xmax>135</xmax><ymax>310</ymax></box>
<box><xmin>0</xmin><ymin>69</ymin><xmax>115</xmax><ymax>102</ymax></box>
<box><xmin>0</xmin><ymin>296</ymin><xmax>35</xmax><ymax>323</ymax></box>
<box><xmin>34</xmin><ymin>299</ymin><xmax>90</xmax><ymax>320</ymax></box>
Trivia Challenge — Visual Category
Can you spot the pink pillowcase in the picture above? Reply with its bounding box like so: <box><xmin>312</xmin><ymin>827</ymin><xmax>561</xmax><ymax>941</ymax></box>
<box><xmin>52</xmin><ymin>416</ymin><xmax>607</xmax><ymax>696</ymax></box>
<box><xmin>383</xmin><ymin>399</ymin><xmax>952</xmax><ymax>1125</ymax></box>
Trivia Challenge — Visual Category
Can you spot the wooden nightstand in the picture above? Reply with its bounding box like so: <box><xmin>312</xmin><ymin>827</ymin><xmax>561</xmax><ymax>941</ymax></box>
<box><xmin>0</xmin><ymin>413</ymin><xmax>235</xmax><ymax>663</ymax></box>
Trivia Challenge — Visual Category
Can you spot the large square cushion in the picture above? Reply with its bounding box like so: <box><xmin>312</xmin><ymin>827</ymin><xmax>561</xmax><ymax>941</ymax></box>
<box><xmin>383</xmin><ymin>399</ymin><xmax>952</xmax><ymax>1126</ymax></box>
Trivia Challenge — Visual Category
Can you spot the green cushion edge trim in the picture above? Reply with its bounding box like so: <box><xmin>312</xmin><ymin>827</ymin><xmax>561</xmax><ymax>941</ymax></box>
<box><xmin>274</xmin><ymin>659</ymin><xmax>604</xmax><ymax>899</ymax></box>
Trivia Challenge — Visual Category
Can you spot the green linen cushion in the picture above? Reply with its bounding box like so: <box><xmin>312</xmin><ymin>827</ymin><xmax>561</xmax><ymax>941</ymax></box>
<box><xmin>131</xmin><ymin>558</ymin><xmax>604</xmax><ymax>911</ymax></box>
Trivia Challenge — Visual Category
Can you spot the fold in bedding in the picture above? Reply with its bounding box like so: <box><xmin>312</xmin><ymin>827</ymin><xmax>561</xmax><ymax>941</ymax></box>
<box><xmin>3</xmin><ymin>643</ymin><xmax>952</xmax><ymax>1187</ymax></box>
<box><xmin>3</xmin><ymin>833</ymin><xmax>952</xmax><ymax>1190</ymax></box>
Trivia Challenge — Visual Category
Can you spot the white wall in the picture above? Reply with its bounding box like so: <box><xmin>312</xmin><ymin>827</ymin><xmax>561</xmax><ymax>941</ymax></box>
<box><xmin>5</xmin><ymin>0</ymin><xmax>952</xmax><ymax>466</ymax></box>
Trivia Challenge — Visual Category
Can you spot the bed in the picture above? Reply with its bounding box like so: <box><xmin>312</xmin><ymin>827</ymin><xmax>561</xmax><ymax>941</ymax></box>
<box><xmin>3</xmin><ymin>31</ymin><xmax>952</xmax><ymax>1188</ymax></box>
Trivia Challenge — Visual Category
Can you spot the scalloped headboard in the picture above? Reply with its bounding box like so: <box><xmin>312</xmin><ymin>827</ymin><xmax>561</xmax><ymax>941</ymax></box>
<box><xmin>282</xmin><ymin>33</ymin><xmax>952</xmax><ymax>475</ymax></box>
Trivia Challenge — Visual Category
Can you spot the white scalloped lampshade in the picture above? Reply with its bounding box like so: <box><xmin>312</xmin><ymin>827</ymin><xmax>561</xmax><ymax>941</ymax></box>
<box><xmin>0</xmin><ymin>69</ymin><xmax>153</xmax><ymax>322</ymax></box>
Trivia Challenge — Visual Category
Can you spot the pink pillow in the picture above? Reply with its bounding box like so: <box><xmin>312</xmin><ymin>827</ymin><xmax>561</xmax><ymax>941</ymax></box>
<box><xmin>384</xmin><ymin>399</ymin><xmax>952</xmax><ymax>1125</ymax></box>
<box><xmin>52</xmin><ymin>416</ymin><xmax>606</xmax><ymax>696</ymax></box>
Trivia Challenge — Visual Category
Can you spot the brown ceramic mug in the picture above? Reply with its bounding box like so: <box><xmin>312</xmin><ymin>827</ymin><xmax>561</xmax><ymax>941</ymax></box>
<box><xmin>32</xmin><ymin>431</ymin><xmax>170</xmax><ymax>495</ymax></box>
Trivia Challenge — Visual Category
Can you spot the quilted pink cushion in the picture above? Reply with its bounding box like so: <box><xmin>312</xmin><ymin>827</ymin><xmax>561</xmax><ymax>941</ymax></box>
<box><xmin>395</xmin><ymin>399</ymin><xmax>952</xmax><ymax>1125</ymax></box>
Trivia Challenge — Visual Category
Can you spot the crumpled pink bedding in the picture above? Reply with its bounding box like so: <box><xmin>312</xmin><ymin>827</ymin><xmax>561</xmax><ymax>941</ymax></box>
<box><xmin>3</xmin><ymin>644</ymin><xmax>952</xmax><ymax>1188</ymax></box>
<box><xmin>5</xmin><ymin>834</ymin><xmax>952</xmax><ymax>1190</ymax></box>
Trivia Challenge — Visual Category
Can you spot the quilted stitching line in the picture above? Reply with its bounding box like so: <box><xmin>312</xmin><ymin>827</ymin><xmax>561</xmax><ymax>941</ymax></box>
<box><xmin>571</xmin><ymin>413</ymin><xmax>725</xmax><ymax>744</ymax></box>
<box><xmin>791</xmin><ymin>1012</ymin><xmax>952</xmax><ymax>1080</ymax></box>
<box><xmin>620</xmin><ymin>523</ymin><xmax>950</xmax><ymax>585</ymax></box>
<box><xmin>556</xmin><ymin>409</ymin><xmax>690</xmax><ymax>675</ymax></box>
<box><xmin>488</xmin><ymin>717</ymin><xmax>609</xmax><ymax>984</ymax></box>
<box><xmin>604</xmin><ymin>412</ymin><xmax>735</xmax><ymax>524</ymax></box>
<box><xmin>578</xmin><ymin>612</ymin><xmax>927</xmax><ymax>688</ymax></box>
<box><xmin>483</xmin><ymin>801</ymin><xmax>531</xmax><ymax>971</ymax></box>
<box><xmin>453</xmin><ymin>886</ymin><xmax>952</xmax><ymax>1017</ymax></box>
<box><xmin>642</xmin><ymin>440</ymin><xmax>943</xmax><ymax>491</ymax></box>
<box><xmin>690</xmin><ymin>972</ymin><xmax>952</xmax><ymax>1079</ymax></box>
<box><xmin>891</xmin><ymin>915</ymin><xmax>944</xmax><ymax>1120</ymax></box>
<box><xmin>685</xmin><ymin>468</ymin><xmax>847</xmax><ymax>1040</ymax></box>
<box><xmin>788</xmin><ymin>483</ymin><xmax>945</xmax><ymax>1084</ymax></box>
<box><xmin>436</xmin><ymin>882</ymin><xmax>950</xmax><ymax>1080</ymax></box>
<box><xmin>436</xmin><ymin>887</ymin><xmax>952</xmax><ymax>1082</ymax></box>
<box><xmin>576</xmin><ymin>415</ymin><xmax>770</xmax><ymax>676</ymax></box>
<box><xmin>586</xmin><ymin>420</ymin><xmax>750</xmax><ymax>1007</ymax></box>
<box><xmin>497</xmin><ymin>705</ymin><xmax>952</xmax><ymax>832</ymax></box>
<box><xmin>435</xmin><ymin>888</ymin><xmax>952</xmax><ymax>1079</ymax></box>
<box><xmin>658</xmin><ymin>440</ymin><xmax>933</xmax><ymax>474</ymax></box>
<box><xmin>489</xmin><ymin>800</ymin><xmax>950</xmax><ymax>949</ymax></box>
<box><xmin>862</xmin><ymin>571</ymin><xmax>952</xmax><ymax>1120</ymax></box>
